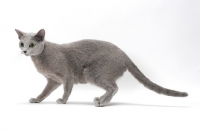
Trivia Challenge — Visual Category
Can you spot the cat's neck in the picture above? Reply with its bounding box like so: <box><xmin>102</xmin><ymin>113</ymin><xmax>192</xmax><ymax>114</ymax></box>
<box><xmin>37</xmin><ymin>42</ymin><xmax>45</xmax><ymax>55</ymax></box>
<box><xmin>30</xmin><ymin>41</ymin><xmax>47</xmax><ymax>60</ymax></box>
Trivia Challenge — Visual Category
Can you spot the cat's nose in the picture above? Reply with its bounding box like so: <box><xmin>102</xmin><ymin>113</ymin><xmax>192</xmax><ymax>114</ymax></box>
<box><xmin>23</xmin><ymin>51</ymin><xmax>27</xmax><ymax>54</ymax></box>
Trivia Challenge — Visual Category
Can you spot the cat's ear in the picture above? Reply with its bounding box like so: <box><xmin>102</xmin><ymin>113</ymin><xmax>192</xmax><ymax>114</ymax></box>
<box><xmin>15</xmin><ymin>29</ymin><xmax>24</xmax><ymax>39</ymax></box>
<box><xmin>34</xmin><ymin>29</ymin><xmax>45</xmax><ymax>42</ymax></box>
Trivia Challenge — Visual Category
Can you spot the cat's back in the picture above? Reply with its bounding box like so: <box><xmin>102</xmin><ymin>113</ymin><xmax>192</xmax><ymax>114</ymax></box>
<box><xmin>63</xmin><ymin>39</ymin><xmax>116</xmax><ymax>48</ymax></box>
<box><xmin>61</xmin><ymin>39</ymin><xmax>124</xmax><ymax>56</ymax></box>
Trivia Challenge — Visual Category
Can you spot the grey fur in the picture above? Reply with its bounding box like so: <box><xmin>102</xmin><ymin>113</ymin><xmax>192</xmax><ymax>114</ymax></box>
<box><xmin>15</xmin><ymin>29</ymin><xmax>188</xmax><ymax>107</ymax></box>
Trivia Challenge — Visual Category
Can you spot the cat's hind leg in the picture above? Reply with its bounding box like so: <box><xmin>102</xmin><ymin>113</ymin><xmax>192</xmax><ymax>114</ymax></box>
<box><xmin>93</xmin><ymin>81</ymin><xmax>118</xmax><ymax>107</ymax></box>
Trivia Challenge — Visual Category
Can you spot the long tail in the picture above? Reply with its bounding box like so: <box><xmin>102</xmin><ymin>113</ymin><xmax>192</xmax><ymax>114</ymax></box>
<box><xmin>126</xmin><ymin>59</ymin><xmax>188</xmax><ymax>97</ymax></box>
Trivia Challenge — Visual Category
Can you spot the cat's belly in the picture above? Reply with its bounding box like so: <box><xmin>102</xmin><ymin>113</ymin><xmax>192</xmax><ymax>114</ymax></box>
<box><xmin>42</xmin><ymin>72</ymin><xmax>63</xmax><ymax>83</ymax></box>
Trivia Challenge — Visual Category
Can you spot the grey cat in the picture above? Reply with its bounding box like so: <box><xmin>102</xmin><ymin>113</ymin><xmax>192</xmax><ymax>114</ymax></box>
<box><xmin>15</xmin><ymin>29</ymin><xmax>188</xmax><ymax>107</ymax></box>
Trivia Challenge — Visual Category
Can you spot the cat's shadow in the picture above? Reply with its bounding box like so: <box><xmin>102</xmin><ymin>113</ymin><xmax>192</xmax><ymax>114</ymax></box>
<box><xmin>108</xmin><ymin>102</ymin><xmax>190</xmax><ymax>108</ymax></box>
<box><xmin>19</xmin><ymin>101</ymin><xmax>190</xmax><ymax>108</ymax></box>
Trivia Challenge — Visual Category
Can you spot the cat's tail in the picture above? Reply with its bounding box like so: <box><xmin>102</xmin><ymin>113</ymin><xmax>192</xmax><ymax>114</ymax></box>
<box><xmin>126</xmin><ymin>59</ymin><xmax>188</xmax><ymax>97</ymax></box>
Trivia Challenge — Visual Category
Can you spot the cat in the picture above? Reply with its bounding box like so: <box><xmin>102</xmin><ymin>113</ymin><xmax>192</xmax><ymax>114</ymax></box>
<box><xmin>15</xmin><ymin>29</ymin><xmax>188</xmax><ymax>107</ymax></box>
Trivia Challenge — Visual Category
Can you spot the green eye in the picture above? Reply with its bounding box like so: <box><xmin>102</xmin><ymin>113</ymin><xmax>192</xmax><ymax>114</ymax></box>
<box><xmin>20</xmin><ymin>42</ymin><xmax>24</xmax><ymax>47</ymax></box>
<box><xmin>29</xmin><ymin>43</ymin><xmax>35</xmax><ymax>48</ymax></box>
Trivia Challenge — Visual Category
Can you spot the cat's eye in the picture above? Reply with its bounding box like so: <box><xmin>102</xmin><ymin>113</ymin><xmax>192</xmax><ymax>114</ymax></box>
<box><xmin>29</xmin><ymin>43</ymin><xmax>36</xmax><ymax>48</ymax></box>
<box><xmin>19</xmin><ymin>42</ymin><xmax>24</xmax><ymax>47</ymax></box>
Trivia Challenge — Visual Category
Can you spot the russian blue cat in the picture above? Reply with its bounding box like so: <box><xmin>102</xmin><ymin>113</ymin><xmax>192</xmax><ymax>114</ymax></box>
<box><xmin>15</xmin><ymin>29</ymin><xmax>188</xmax><ymax>107</ymax></box>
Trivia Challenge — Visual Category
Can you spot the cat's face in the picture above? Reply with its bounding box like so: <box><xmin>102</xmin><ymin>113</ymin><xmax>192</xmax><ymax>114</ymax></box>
<box><xmin>15</xmin><ymin>29</ymin><xmax>45</xmax><ymax>56</ymax></box>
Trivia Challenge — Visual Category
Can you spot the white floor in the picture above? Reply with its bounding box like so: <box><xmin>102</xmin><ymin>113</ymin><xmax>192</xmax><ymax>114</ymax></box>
<box><xmin>0</xmin><ymin>79</ymin><xmax>199</xmax><ymax>132</ymax></box>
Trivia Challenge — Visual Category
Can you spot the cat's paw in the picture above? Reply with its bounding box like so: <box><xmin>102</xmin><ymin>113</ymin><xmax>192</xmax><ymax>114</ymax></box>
<box><xmin>93</xmin><ymin>97</ymin><xmax>106</xmax><ymax>107</ymax></box>
<box><xmin>56</xmin><ymin>98</ymin><xmax>66</xmax><ymax>104</ymax></box>
<box><xmin>29</xmin><ymin>98</ymin><xmax>41</xmax><ymax>103</ymax></box>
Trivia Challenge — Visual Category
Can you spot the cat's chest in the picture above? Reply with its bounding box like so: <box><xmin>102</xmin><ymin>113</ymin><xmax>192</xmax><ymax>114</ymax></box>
<box><xmin>32</xmin><ymin>59</ymin><xmax>46</xmax><ymax>73</ymax></box>
<box><xmin>31</xmin><ymin>56</ymin><xmax>63</xmax><ymax>83</ymax></box>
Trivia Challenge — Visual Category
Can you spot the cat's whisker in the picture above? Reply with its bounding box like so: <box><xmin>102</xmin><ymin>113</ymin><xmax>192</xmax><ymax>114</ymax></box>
<box><xmin>18</xmin><ymin>53</ymin><xmax>22</xmax><ymax>61</ymax></box>
<box><xmin>13</xmin><ymin>52</ymin><xmax>21</xmax><ymax>62</ymax></box>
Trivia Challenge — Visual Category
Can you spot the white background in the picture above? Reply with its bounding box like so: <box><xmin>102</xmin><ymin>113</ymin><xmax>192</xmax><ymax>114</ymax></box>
<box><xmin>0</xmin><ymin>0</ymin><xmax>199</xmax><ymax>132</ymax></box>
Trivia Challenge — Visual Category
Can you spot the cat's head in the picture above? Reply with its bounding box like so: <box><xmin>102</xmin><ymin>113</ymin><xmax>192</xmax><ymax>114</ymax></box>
<box><xmin>15</xmin><ymin>29</ymin><xmax>45</xmax><ymax>56</ymax></box>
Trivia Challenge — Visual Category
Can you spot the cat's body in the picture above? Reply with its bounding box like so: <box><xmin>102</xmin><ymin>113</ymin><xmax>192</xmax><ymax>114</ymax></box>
<box><xmin>15</xmin><ymin>29</ymin><xmax>188</xmax><ymax>107</ymax></box>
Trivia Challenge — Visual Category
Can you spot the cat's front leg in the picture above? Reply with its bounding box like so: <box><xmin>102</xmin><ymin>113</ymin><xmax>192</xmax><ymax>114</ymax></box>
<box><xmin>29</xmin><ymin>78</ymin><xmax>61</xmax><ymax>103</ymax></box>
<box><xmin>56</xmin><ymin>78</ymin><xmax>74</xmax><ymax>104</ymax></box>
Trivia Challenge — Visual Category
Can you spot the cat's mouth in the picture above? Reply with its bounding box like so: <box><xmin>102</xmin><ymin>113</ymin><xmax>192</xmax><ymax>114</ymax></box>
<box><xmin>25</xmin><ymin>53</ymin><xmax>31</xmax><ymax>56</ymax></box>
<box><xmin>23</xmin><ymin>53</ymin><xmax>29</xmax><ymax>56</ymax></box>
